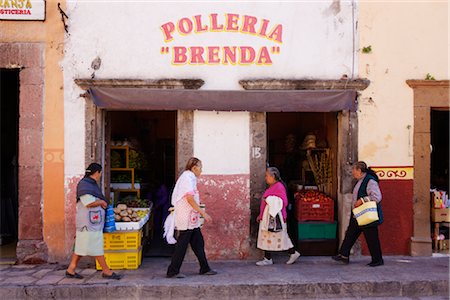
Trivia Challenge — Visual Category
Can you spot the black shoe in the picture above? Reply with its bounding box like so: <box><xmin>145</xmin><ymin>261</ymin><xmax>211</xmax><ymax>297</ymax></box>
<box><xmin>65</xmin><ymin>271</ymin><xmax>84</xmax><ymax>279</ymax></box>
<box><xmin>167</xmin><ymin>273</ymin><xmax>186</xmax><ymax>278</ymax></box>
<box><xmin>332</xmin><ymin>254</ymin><xmax>349</xmax><ymax>265</ymax></box>
<box><xmin>102</xmin><ymin>272</ymin><xmax>122</xmax><ymax>280</ymax></box>
<box><xmin>200</xmin><ymin>270</ymin><xmax>218</xmax><ymax>275</ymax></box>
<box><xmin>368</xmin><ymin>260</ymin><xmax>384</xmax><ymax>267</ymax></box>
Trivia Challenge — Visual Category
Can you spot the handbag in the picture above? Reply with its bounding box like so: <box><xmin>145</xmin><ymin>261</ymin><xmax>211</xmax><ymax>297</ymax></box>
<box><xmin>352</xmin><ymin>197</ymin><xmax>379</xmax><ymax>226</ymax></box>
<box><xmin>268</xmin><ymin>213</ymin><xmax>283</xmax><ymax>232</ymax></box>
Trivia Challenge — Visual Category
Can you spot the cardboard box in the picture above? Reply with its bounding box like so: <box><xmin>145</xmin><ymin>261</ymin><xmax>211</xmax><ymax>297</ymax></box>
<box><xmin>432</xmin><ymin>208</ymin><xmax>450</xmax><ymax>222</ymax></box>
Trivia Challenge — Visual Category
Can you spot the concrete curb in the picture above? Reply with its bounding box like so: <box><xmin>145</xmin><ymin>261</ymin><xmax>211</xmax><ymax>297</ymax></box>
<box><xmin>1</xmin><ymin>279</ymin><xmax>448</xmax><ymax>299</ymax></box>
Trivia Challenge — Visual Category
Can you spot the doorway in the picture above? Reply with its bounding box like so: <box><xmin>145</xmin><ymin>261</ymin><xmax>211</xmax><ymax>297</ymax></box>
<box><xmin>0</xmin><ymin>69</ymin><xmax>20</xmax><ymax>263</ymax></box>
<box><xmin>266</xmin><ymin>112</ymin><xmax>339</xmax><ymax>256</ymax></box>
<box><xmin>109</xmin><ymin>111</ymin><xmax>177</xmax><ymax>257</ymax></box>
<box><xmin>430</xmin><ymin>109</ymin><xmax>449</xmax><ymax>254</ymax></box>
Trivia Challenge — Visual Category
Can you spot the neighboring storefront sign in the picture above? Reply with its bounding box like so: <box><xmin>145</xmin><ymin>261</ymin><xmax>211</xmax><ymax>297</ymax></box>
<box><xmin>160</xmin><ymin>13</ymin><xmax>283</xmax><ymax>66</ymax></box>
<box><xmin>0</xmin><ymin>0</ymin><xmax>45</xmax><ymax>21</ymax></box>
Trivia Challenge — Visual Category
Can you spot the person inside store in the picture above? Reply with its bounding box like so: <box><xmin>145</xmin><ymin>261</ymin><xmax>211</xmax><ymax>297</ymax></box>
<box><xmin>332</xmin><ymin>161</ymin><xmax>384</xmax><ymax>267</ymax></box>
<box><xmin>256</xmin><ymin>167</ymin><xmax>301</xmax><ymax>266</ymax></box>
<box><xmin>65</xmin><ymin>163</ymin><xmax>122</xmax><ymax>280</ymax></box>
<box><xmin>166</xmin><ymin>157</ymin><xmax>217</xmax><ymax>278</ymax></box>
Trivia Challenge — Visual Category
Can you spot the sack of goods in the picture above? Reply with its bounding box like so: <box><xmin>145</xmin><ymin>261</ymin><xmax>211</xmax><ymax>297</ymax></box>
<box><xmin>104</xmin><ymin>204</ymin><xmax>116</xmax><ymax>233</ymax></box>
<box><xmin>352</xmin><ymin>197</ymin><xmax>379</xmax><ymax>226</ymax></box>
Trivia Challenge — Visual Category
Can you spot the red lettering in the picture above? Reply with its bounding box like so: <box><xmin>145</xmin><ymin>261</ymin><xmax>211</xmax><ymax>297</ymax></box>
<box><xmin>178</xmin><ymin>18</ymin><xmax>193</xmax><ymax>35</ymax></box>
<box><xmin>194</xmin><ymin>15</ymin><xmax>208</xmax><ymax>33</ymax></box>
<box><xmin>172</xmin><ymin>47</ymin><xmax>188</xmax><ymax>64</ymax></box>
<box><xmin>210</xmin><ymin>13</ymin><xmax>223</xmax><ymax>31</ymax></box>
<box><xmin>258</xmin><ymin>19</ymin><xmax>270</xmax><ymax>38</ymax></box>
<box><xmin>240</xmin><ymin>46</ymin><xmax>256</xmax><ymax>64</ymax></box>
<box><xmin>160</xmin><ymin>22</ymin><xmax>175</xmax><ymax>42</ymax></box>
<box><xmin>190</xmin><ymin>47</ymin><xmax>205</xmax><ymax>64</ymax></box>
<box><xmin>223</xmin><ymin>46</ymin><xmax>237</xmax><ymax>64</ymax></box>
<box><xmin>226</xmin><ymin>13</ymin><xmax>239</xmax><ymax>31</ymax></box>
<box><xmin>268</xmin><ymin>24</ymin><xmax>283</xmax><ymax>43</ymax></box>
<box><xmin>257</xmin><ymin>47</ymin><xmax>272</xmax><ymax>65</ymax></box>
<box><xmin>242</xmin><ymin>15</ymin><xmax>257</xmax><ymax>34</ymax></box>
<box><xmin>207</xmin><ymin>46</ymin><xmax>220</xmax><ymax>64</ymax></box>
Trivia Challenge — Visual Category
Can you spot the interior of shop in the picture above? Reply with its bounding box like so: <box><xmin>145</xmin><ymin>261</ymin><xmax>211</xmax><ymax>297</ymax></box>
<box><xmin>0</xmin><ymin>69</ymin><xmax>20</xmax><ymax>263</ymax></box>
<box><xmin>109</xmin><ymin>111</ymin><xmax>176</xmax><ymax>257</ymax></box>
<box><xmin>430</xmin><ymin>109</ymin><xmax>449</xmax><ymax>254</ymax></box>
<box><xmin>266</xmin><ymin>112</ymin><xmax>339</xmax><ymax>256</ymax></box>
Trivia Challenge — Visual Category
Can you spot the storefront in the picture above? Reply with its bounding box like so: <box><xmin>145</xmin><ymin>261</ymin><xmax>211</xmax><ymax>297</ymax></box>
<box><xmin>1</xmin><ymin>1</ymin><xmax>448</xmax><ymax>264</ymax></box>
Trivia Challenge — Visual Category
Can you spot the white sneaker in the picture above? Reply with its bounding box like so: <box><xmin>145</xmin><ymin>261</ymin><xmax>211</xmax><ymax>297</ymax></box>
<box><xmin>286</xmin><ymin>251</ymin><xmax>301</xmax><ymax>265</ymax></box>
<box><xmin>256</xmin><ymin>258</ymin><xmax>273</xmax><ymax>266</ymax></box>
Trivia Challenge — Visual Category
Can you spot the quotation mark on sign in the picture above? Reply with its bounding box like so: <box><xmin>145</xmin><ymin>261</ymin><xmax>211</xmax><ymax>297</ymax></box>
<box><xmin>271</xmin><ymin>46</ymin><xmax>281</xmax><ymax>54</ymax></box>
<box><xmin>161</xmin><ymin>47</ymin><xmax>170</xmax><ymax>54</ymax></box>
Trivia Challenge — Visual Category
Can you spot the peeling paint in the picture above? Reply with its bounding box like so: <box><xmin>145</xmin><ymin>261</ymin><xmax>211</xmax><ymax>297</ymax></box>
<box><xmin>64</xmin><ymin>174</ymin><xmax>83</xmax><ymax>258</ymax></box>
<box><xmin>198</xmin><ymin>174</ymin><xmax>252</xmax><ymax>260</ymax></box>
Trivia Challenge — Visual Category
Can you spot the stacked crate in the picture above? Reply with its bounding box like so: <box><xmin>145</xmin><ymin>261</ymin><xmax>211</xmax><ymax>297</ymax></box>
<box><xmin>295</xmin><ymin>190</ymin><xmax>337</xmax><ymax>255</ymax></box>
<box><xmin>96</xmin><ymin>229</ymin><xmax>143</xmax><ymax>270</ymax></box>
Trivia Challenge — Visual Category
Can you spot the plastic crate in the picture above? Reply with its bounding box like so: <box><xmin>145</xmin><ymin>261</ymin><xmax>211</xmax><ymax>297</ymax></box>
<box><xmin>103</xmin><ymin>229</ymin><xmax>142</xmax><ymax>250</ymax></box>
<box><xmin>298</xmin><ymin>221</ymin><xmax>337</xmax><ymax>240</ymax></box>
<box><xmin>296</xmin><ymin>198</ymin><xmax>334</xmax><ymax>222</ymax></box>
<box><xmin>96</xmin><ymin>247</ymin><xmax>142</xmax><ymax>270</ymax></box>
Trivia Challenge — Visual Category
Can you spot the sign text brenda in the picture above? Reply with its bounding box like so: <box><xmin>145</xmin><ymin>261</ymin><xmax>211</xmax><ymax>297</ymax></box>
<box><xmin>160</xmin><ymin>13</ymin><xmax>283</xmax><ymax>66</ymax></box>
<box><xmin>0</xmin><ymin>0</ymin><xmax>45</xmax><ymax>21</ymax></box>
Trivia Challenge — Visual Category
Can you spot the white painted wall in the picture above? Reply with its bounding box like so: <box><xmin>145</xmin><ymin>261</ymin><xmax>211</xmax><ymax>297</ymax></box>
<box><xmin>62</xmin><ymin>1</ymin><xmax>355</xmax><ymax>176</ymax></box>
<box><xmin>357</xmin><ymin>1</ymin><xmax>449</xmax><ymax>166</ymax></box>
<box><xmin>193</xmin><ymin>111</ymin><xmax>250</xmax><ymax>175</ymax></box>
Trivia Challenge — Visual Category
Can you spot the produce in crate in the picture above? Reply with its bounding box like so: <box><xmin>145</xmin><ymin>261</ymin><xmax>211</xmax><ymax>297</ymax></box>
<box><xmin>113</xmin><ymin>204</ymin><xmax>149</xmax><ymax>222</ymax></box>
<box><xmin>295</xmin><ymin>190</ymin><xmax>332</xmax><ymax>202</ymax></box>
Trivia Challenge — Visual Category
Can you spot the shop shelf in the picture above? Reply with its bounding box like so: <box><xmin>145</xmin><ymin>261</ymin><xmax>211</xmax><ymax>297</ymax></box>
<box><xmin>298</xmin><ymin>221</ymin><xmax>337</xmax><ymax>240</ymax></box>
<box><xmin>96</xmin><ymin>247</ymin><xmax>142</xmax><ymax>270</ymax></box>
<box><xmin>103</xmin><ymin>229</ymin><xmax>142</xmax><ymax>250</ymax></box>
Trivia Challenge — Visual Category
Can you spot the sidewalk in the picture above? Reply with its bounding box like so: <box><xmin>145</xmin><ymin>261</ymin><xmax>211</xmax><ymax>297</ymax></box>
<box><xmin>0</xmin><ymin>256</ymin><xmax>448</xmax><ymax>299</ymax></box>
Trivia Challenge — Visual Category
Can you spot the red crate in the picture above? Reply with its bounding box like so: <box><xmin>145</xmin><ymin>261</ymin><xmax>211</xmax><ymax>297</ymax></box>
<box><xmin>296</xmin><ymin>197</ymin><xmax>334</xmax><ymax>222</ymax></box>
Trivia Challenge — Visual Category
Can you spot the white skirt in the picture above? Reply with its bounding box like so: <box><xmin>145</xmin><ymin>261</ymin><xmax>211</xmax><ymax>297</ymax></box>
<box><xmin>257</xmin><ymin>206</ymin><xmax>294</xmax><ymax>251</ymax></box>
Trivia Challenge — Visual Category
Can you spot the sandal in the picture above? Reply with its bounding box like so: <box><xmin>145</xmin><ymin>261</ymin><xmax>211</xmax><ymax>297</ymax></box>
<box><xmin>65</xmin><ymin>271</ymin><xmax>84</xmax><ymax>279</ymax></box>
<box><xmin>102</xmin><ymin>272</ymin><xmax>122</xmax><ymax>280</ymax></box>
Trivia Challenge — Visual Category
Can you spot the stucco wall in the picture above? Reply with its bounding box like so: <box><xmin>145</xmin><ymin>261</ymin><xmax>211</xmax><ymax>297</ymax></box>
<box><xmin>357</xmin><ymin>1</ymin><xmax>449</xmax><ymax>166</ymax></box>
<box><xmin>63</xmin><ymin>0</ymin><xmax>356</xmax><ymax>179</ymax></box>
<box><xmin>62</xmin><ymin>1</ymin><xmax>356</xmax><ymax>259</ymax></box>
<box><xmin>1</xmin><ymin>0</ymin><xmax>66</xmax><ymax>262</ymax></box>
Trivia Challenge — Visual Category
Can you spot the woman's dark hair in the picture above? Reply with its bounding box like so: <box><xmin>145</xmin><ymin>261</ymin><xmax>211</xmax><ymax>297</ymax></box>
<box><xmin>185</xmin><ymin>157</ymin><xmax>201</xmax><ymax>171</ymax></box>
<box><xmin>85</xmin><ymin>163</ymin><xmax>102</xmax><ymax>177</ymax></box>
<box><xmin>353</xmin><ymin>161</ymin><xmax>379</xmax><ymax>181</ymax></box>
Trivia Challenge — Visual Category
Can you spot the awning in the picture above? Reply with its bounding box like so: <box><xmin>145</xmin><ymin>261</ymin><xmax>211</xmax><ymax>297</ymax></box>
<box><xmin>88</xmin><ymin>87</ymin><xmax>357</xmax><ymax>112</ymax></box>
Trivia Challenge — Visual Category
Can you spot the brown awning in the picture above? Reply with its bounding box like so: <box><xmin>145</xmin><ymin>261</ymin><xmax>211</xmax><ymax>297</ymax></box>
<box><xmin>88</xmin><ymin>87</ymin><xmax>357</xmax><ymax>112</ymax></box>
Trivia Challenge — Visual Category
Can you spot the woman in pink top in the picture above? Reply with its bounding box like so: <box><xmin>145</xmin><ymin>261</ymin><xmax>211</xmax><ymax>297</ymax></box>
<box><xmin>256</xmin><ymin>167</ymin><xmax>300</xmax><ymax>266</ymax></box>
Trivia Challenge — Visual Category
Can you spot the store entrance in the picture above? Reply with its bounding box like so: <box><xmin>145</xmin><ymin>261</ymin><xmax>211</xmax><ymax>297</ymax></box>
<box><xmin>0</xmin><ymin>69</ymin><xmax>20</xmax><ymax>263</ymax></box>
<box><xmin>267</xmin><ymin>112</ymin><xmax>338</xmax><ymax>256</ymax></box>
<box><xmin>430</xmin><ymin>109</ymin><xmax>449</xmax><ymax>254</ymax></box>
<box><xmin>109</xmin><ymin>111</ymin><xmax>176</xmax><ymax>257</ymax></box>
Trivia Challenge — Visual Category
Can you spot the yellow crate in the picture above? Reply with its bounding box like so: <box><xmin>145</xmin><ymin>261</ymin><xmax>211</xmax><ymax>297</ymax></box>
<box><xmin>96</xmin><ymin>247</ymin><xmax>142</xmax><ymax>270</ymax></box>
<box><xmin>103</xmin><ymin>229</ymin><xmax>142</xmax><ymax>250</ymax></box>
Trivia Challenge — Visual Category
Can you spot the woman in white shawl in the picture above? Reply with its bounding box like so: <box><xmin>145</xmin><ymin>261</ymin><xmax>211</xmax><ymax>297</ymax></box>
<box><xmin>166</xmin><ymin>157</ymin><xmax>217</xmax><ymax>278</ymax></box>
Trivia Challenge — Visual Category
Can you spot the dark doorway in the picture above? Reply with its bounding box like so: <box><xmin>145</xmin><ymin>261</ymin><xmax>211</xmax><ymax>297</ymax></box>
<box><xmin>0</xmin><ymin>69</ymin><xmax>20</xmax><ymax>262</ymax></box>
<box><xmin>109</xmin><ymin>111</ymin><xmax>176</xmax><ymax>257</ymax></box>
<box><xmin>431</xmin><ymin>109</ymin><xmax>449</xmax><ymax>192</ymax></box>
<box><xmin>267</xmin><ymin>112</ymin><xmax>339</xmax><ymax>256</ymax></box>
<box><xmin>430</xmin><ymin>109</ymin><xmax>449</xmax><ymax>254</ymax></box>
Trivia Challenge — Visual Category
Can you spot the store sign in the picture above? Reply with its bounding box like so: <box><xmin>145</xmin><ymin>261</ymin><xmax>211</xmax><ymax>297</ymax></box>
<box><xmin>0</xmin><ymin>0</ymin><xmax>45</xmax><ymax>21</ymax></box>
<box><xmin>160</xmin><ymin>13</ymin><xmax>283</xmax><ymax>66</ymax></box>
